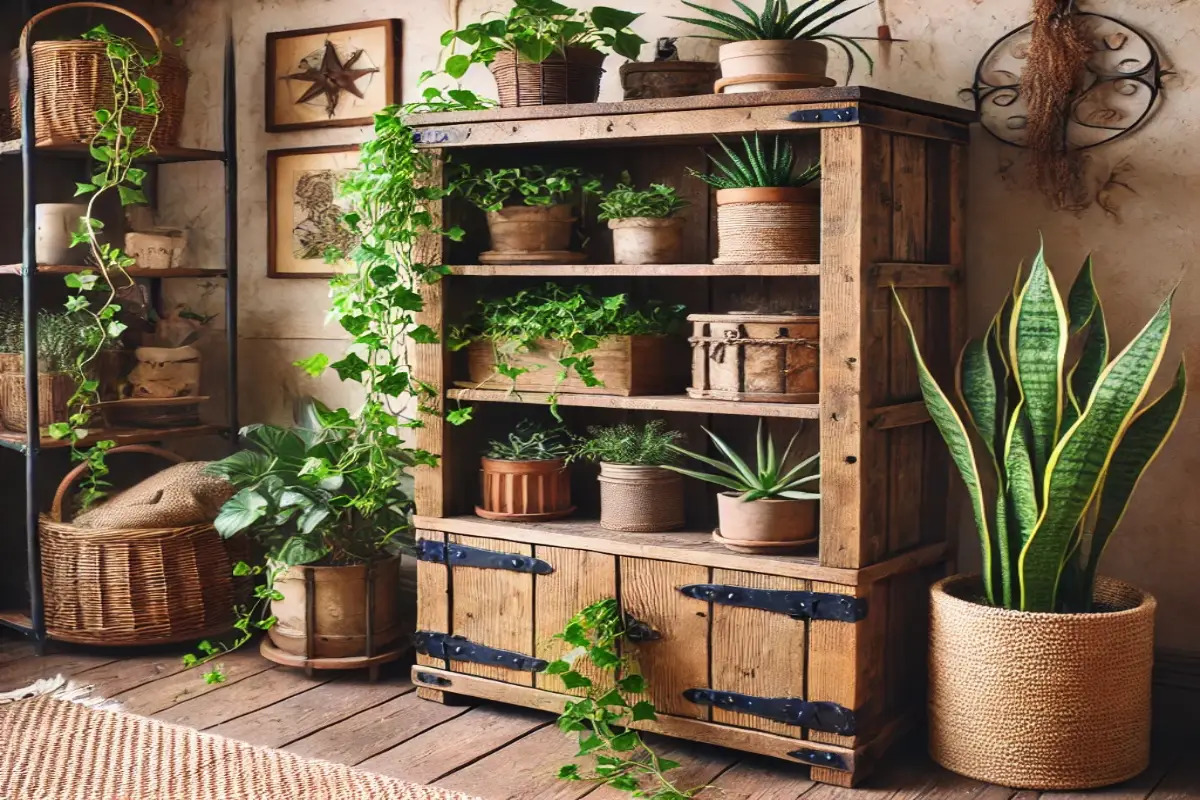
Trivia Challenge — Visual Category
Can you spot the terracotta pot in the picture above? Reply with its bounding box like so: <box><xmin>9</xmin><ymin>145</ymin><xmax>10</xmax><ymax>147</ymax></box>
<box><xmin>716</xmin><ymin>40</ymin><xmax>831</xmax><ymax>94</ymax></box>
<box><xmin>477</xmin><ymin>457</ymin><xmax>574</xmax><ymax>522</ymax></box>
<box><xmin>929</xmin><ymin>575</ymin><xmax>1155</xmax><ymax>790</ymax></box>
<box><xmin>598</xmin><ymin>463</ymin><xmax>685</xmax><ymax>532</ymax></box>
<box><xmin>714</xmin><ymin>186</ymin><xmax>820</xmax><ymax>264</ymax></box>
<box><xmin>489</xmin><ymin>46</ymin><xmax>605</xmax><ymax>107</ymax></box>
<box><xmin>620</xmin><ymin>60</ymin><xmax>718</xmax><ymax>100</ymax></box>
<box><xmin>485</xmin><ymin>204</ymin><xmax>576</xmax><ymax>254</ymax></box>
<box><xmin>608</xmin><ymin>217</ymin><xmax>685</xmax><ymax>265</ymax></box>
<box><xmin>269</xmin><ymin>556</ymin><xmax>405</xmax><ymax>659</ymax></box>
<box><xmin>715</xmin><ymin>492</ymin><xmax>817</xmax><ymax>551</ymax></box>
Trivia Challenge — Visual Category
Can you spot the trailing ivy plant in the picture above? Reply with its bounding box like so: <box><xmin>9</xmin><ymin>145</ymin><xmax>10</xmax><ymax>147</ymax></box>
<box><xmin>545</xmin><ymin>599</ymin><xmax>700</xmax><ymax>798</ymax></box>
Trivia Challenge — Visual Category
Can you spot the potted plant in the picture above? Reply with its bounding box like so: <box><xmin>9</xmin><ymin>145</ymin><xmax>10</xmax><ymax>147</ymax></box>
<box><xmin>452</xmin><ymin>164</ymin><xmax>601</xmax><ymax>263</ymax></box>
<box><xmin>665</xmin><ymin>421</ymin><xmax>819</xmax><ymax>553</ymax></box>
<box><xmin>478</xmin><ymin>420</ymin><xmax>575</xmax><ymax>521</ymax></box>
<box><xmin>441</xmin><ymin>0</ymin><xmax>645</xmax><ymax>107</ymax></box>
<box><xmin>0</xmin><ymin>299</ymin><xmax>21</xmax><ymax>376</ymax></box>
<box><xmin>597</xmin><ymin>175</ymin><xmax>689</xmax><ymax>265</ymax></box>
<box><xmin>571</xmin><ymin>420</ymin><xmax>687</xmax><ymax>532</ymax></box>
<box><xmin>691</xmin><ymin>134</ymin><xmax>820</xmax><ymax>264</ymax></box>
<box><xmin>669</xmin><ymin>0</ymin><xmax>874</xmax><ymax>93</ymax></box>
<box><xmin>0</xmin><ymin>310</ymin><xmax>86</xmax><ymax>432</ymax></box>
<box><xmin>898</xmin><ymin>248</ymin><xmax>1185</xmax><ymax>789</ymax></box>
<box><xmin>620</xmin><ymin>37</ymin><xmax>719</xmax><ymax>100</ymax></box>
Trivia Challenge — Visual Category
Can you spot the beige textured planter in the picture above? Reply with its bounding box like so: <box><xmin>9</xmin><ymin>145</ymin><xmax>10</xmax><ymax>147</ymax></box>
<box><xmin>929</xmin><ymin>575</ymin><xmax>1155</xmax><ymax>790</ymax></box>
<box><xmin>129</xmin><ymin>345</ymin><xmax>201</xmax><ymax>398</ymax></box>
<box><xmin>716</xmin><ymin>40</ymin><xmax>832</xmax><ymax>94</ymax></box>
<box><xmin>714</xmin><ymin>492</ymin><xmax>817</xmax><ymax>553</ymax></box>
<box><xmin>608</xmin><ymin>217</ymin><xmax>685</xmax><ymax>265</ymax></box>
<box><xmin>598</xmin><ymin>463</ymin><xmax>685</xmax><ymax>532</ymax></box>
<box><xmin>714</xmin><ymin>186</ymin><xmax>820</xmax><ymax>264</ymax></box>
<box><xmin>485</xmin><ymin>204</ymin><xmax>576</xmax><ymax>253</ymax></box>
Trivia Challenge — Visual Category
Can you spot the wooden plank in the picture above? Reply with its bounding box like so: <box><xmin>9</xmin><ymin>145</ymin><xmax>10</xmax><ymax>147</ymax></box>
<box><xmin>0</xmin><ymin>423</ymin><xmax>224</xmax><ymax>453</ymax></box>
<box><xmin>72</xmin><ymin>652</ymin><xmax>191</xmax><ymax>697</ymax></box>
<box><xmin>858</xmin><ymin>105</ymin><xmax>971</xmax><ymax>143</ymax></box>
<box><xmin>807</xmin><ymin>581</ymin><xmax>883</xmax><ymax>750</ymax></box>
<box><xmin>416</xmin><ymin>529</ymin><xmax>448</xmax><ymax>670</ymax></box>
<box><xmin>432</xmin><ymin>721</ymin><xmax>593</xmax><ymax>800</ymax></box>
<box><xmin>697</xmin><ymin>755</ymin><xmax>815</xmax><ymax>799</ymax></box>
<box><xmin>446</xmin><ymin>389</ymin><xmax>820</xmax><ymax>420</ymax></box>
<box><xmin>0</xmin><ymin>652</ymin><xmax>119</xmax><ymax>691</ymax></box>
<box><xmin>533</xmin><ymin>545</ymin><xmax>617</xmax><ymax>695</ymax></box>
<box><xmin>450</xmin><ymin>534</ymin><xmax>535</xmax><ymax>685</ymax></box>
<box><xmin>884</xmin><ymin>571</ymin><xmax>930</xmax><ymax>720</ymax></box>
<box><xmin>1054</xmin><ymin>742</ymin><xmax>1185</xmax><ymax>800</ymax></box>
<box><xmin>710</xmin><ymin>569</ymin><xmax>808</xmax><ymax>737</ymax></box>
<box><xmin>891</xmin><ymin>136</ymin><xmax>929</xmax><ymax>263</ymax></box>
<box><xmin>0</xmin><ymin>639</ymin><xmax>34</xmax><ymax>665</ymax></box>
<box><xmin>153</xmin><ymin>666</ymin><xmax>328</xmax><ymax>729</ymax></box>
<box><xmin>585</xmin><ymin>735</ymin><xmax>741</xmax><ymax>800</ymax></box>
<box><xmin>113</xmin><ymin>648</ymin><xmax>274</xmax><ymax>715</ymax></box>
<box><xmin>413</xmin><ymin>148</ymin><xmax>448</xmax><ymax>518</ymax></box>
<box><xmin>620</xmin><ymin>557</ymin><xmax>710</xmax><ymax>719</ymax></box>
<box><xmin>450</xmin><ymin>263</ymin><xmax>820</xmax><ymax>277</ymax></box>
<box><xmin>867</xmin><ymin>401</ymin><xmax>931</xmax><ymax>431</ymax></box>
<box><xmin>872</xmin><ymin>263</ymin><xmax>959</xmax><ymax>288</ymax></box>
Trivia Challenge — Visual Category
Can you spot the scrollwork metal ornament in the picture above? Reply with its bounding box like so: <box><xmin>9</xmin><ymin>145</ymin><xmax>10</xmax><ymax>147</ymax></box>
<box><xmin>964</xmin><ymin>11</ymin><xmax>1169</xmax><ymax>151</ymax></box>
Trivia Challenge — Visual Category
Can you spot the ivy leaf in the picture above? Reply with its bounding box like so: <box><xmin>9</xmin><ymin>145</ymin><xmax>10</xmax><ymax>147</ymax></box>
<box><xmin>74</xmin><ymin>182</ymin><xmax>98</xmax><ymax>196</ymax></box>
<box><xmin>274</xmin><ymin>535</ymin><xmax>329</xmax><ymax>566</ymax></box>
<box><xmin>118</xmin><ymin>186</ymin><xmax>148</xmax><ymax>206</ymax></box>
<box><xmin>590</xmin><ymin>646</ymin><xmax>621</xmax><ymax>669</ymax></box>
<box><xmin>125</xmin><ymin>167</ymin><xmax>148</xmax><ymax>187</ymax></box>
<box><xmin>631</xmin><ymin>701</ymin><xmax>657</xmax><ymax>722</ymax></box>
<box><xmin>543</xmin><ymin>659</ymin><xmax>571</xmax><ymax>675</ymax></box>
<box><xmin>446</xmin><ymin>407</ymin><xmax>474</xmax><ymax>426</ymax></box>
<box><xmin>445</xmin><ymin>54</ymin><xmax>470</xmax><ymax>79</ymax></box>
<box><xmin>106</xmin><ymin>320</ymin><xmax>128</xmax><ymax>338</ymax></box>
<box><xmin>293</xmin><ymin>353</ymin><xmax>329</xmax><ymax>377</ymax></box>
<box><xmin>213</xmin><ymin>488</ymin><xmax>268</xmax><ymax>538</ymax></box>
<box><xmin>610</xmin><ymin>731</ymin><xmax>640</xmax><ymax>752</ymax></box>
<box><xmin>390</xmin><ymin>286</ymin><xmax>424</xmax><ymax>311</ymax></box>
<box><xmin>232</xmin><ymin>561</ymin><xmax>252</xmax><ymax>577</ymax></box>
<box><xmin>606</xmin><ymin>775</ymin><xmax>640</xmax><ymax>792</ymax></box>
<box><xmin>47</xmin><ymin>422</ymin><xmax>72</xmax><ymax>440</ymax></box>
<box><xmin>655</xmin><ymin>757</ymin><xmax>681</xmax><ymax>772</ymax></box>
<box><xmin>560</xmin><ymin>671</ymin><xmax>593</xmax><ymax>690</ymax></box>
<box><xmin>616</xmin><ymin>675</ymin><xmax>645</xmax><ymax>694</ymax></box>
<box><xmin>560</xmin><ymin>622</ymin><xmax>589</xmax><ymax>648</ymax></box>
<box><xmin>330</xmin><ymin>353</ymin><xmax>369</xmax><ymax>382</ymax></box>
<box><xmin>339</xmin><ymin>315</ymin><xmax>371</xmax><ymax>336</ymax></box>
<box><xmin>408</xmin><ymin>324</ymin><xmax>439</xmax><ymax>344</ymax></box>
<box><xmin>64</xmin><ymin>296</ymin><xmax>89</xmax><ymax>312</ymax></box>
<box><xmin>556</xmin><ymin>764</ymin><xmax>580</xmax><ymax>781</ymax></box>
<box><xmin>575</xmin><ymin>735</ymin><xmax>604</xmax><ymax>756</ymax></box>
<box><xmin>596</xmin><ymin>689</ymin><xmax>627</xmax><ymax>708</ymax></box>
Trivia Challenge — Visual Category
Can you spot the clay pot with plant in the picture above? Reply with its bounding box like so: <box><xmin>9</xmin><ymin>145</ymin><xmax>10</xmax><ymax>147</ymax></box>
<box><xmin>597</xmin><ymin>176</ymin><xmax>689</xmax><ymax>265</ymax></box>
<box><xmin>898</xmin><ymin>247</ymin><xmax>1185</xmax><ymax>789</ymax></box>
<box><xmin>670</xmin><ymin>0</ymin><xmax>875</xmax><ymax>93</ymax></box>
<box><xmin>692</xmin><ymin>134</ymin><xmax>821</xmax><ymax>264</ymax></box>
<box><xmin>666</xmin><ymin>421</ymin><xmax>819</xmax><ymax>553</ymax></box>
<box><xmin>478</xmin><ymin>420</ymin><xmax>575</xmax><ymax>522</ymax></box>
<box><xmin>0</xmin><ymin>310</ymin><xmax>88</xmax><ymax>433</ymax></box>
<box><xmin>571</xmin><ymin>420</ymin><xmax>687</xmax><ymax>532</ymax></box>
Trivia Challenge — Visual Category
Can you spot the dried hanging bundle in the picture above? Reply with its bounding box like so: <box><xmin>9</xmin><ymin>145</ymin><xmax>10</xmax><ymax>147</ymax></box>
<box><xmin>1021</xmin><ymin>0</ymin><xmax>1093</xmax><ymax>206</ymax></box>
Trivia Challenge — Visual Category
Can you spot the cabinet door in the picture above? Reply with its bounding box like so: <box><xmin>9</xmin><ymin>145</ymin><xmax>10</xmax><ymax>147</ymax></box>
<box><xmin>533</xmin><ymin>546</ymin><xmax>618</xmax><ymax>696</ymax></box>
<box><xmin>449</xmin><ymin>534</ymin><xmax>536</xmax><ymax>686</ymax></box>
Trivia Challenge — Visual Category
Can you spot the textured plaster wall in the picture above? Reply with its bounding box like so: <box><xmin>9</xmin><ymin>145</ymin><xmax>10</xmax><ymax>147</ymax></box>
<box><xmin>165</xmin><ymin>0</ymin><xmax>1200</xmax><ymax>650</ymax></box>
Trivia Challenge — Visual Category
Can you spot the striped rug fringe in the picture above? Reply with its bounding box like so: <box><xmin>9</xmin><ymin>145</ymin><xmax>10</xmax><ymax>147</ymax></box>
<box><xmin>0</xmin><ymin>674</ymin><xmax>121</xmax><ymax>711</ymax></box>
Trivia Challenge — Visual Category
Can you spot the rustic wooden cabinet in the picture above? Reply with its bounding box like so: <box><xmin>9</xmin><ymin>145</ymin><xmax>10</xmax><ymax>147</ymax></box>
<box><xmin>406</xmin><ymin>87</ymin><xmax>973</xmax><ymax>787</ymax></box>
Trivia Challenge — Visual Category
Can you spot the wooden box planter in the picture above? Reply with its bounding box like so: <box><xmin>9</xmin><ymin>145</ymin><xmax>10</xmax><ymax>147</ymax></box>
<box><xmin>689</xmin><ymin>313</ymin><xmax>819</xmax><ymax>403</ymax></box>
<box><xmin>620</xmin><ymin>60</ymin><xmax>718</xmax><ymax>100</ymax></box>
<box><xmin>465</xmin><ymin>335</ymin><xmax>681</xmax><ymax>396</ymax></box>
<box><xmin>477</xmin><ymin>457</ymin><xmax>574</xmax><ymax>522</ymax></box>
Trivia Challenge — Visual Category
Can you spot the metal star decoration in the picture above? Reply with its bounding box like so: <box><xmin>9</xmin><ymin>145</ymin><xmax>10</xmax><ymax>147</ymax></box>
<box><xmin>285</xmin><ymin>40</ymin><xmax>379</xmax><ymax>118</ymax></box>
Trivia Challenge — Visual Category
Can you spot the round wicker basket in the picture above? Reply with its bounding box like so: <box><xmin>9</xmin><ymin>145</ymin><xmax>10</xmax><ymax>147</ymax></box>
<box><xmin>0</xmin><ymin>372</ymin><xmax>75</xmax><ymax>432</ymax></box>
<box><xmin>714</xmin><ymin>187</ymin><xmax>820</xmax><ymax>264</ymax></box>
<box><xmin>598</xmin><ymin>463</ymin><xmax>685</xmax><ymax>532</ymax></box>
<box><xmin>929</xmin><ymin>574</ymin><xmax>1155</xmax><ymax>790</ymax></box>
<box><xmin>488</xmin><ymin>46</ymin><xmax>604</xmax><ymax>107</ymax></box>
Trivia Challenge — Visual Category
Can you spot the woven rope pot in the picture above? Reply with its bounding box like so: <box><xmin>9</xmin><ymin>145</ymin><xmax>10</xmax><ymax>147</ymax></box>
<box><xmin>929</xmin><ymin>574</ymin><xmax>1155</xmax><ymax>789</ymax></box>
<box><xmin>714</xmin><ymin>187</ymin><xmax>820</xmax><ymax>264</ymax></box>
<box><xmin>489</xmin><ymin>46</ymin><xmax>604</xmax><ymax>107</ymax></box>
<box><xmin>598</xmin><ymin>463</ymin><xmax>685</xmax><ymax>532</ymax></box>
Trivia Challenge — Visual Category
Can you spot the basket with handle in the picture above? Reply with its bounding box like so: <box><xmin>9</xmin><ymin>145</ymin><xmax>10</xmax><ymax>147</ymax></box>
<box><xmin>9</xmin><ymin>2</ymin><xmax>187</xmax><ymax>147</ymax></box>
<box><xmin>39</xmin><ymin>445</ymin><xmax>248</xmax><ymax>646</ymax></box>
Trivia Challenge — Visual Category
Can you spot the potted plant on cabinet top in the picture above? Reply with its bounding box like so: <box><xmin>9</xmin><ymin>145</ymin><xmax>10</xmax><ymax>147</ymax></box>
<box><xmin>452</xmin><ymin>164</ymin><xmax>601</xmax><ymax>264</ymax></box>
<box><xmin>478</xmin><ymin>419</ymin><xmax>575</xmax><ymax>521</ymax></box>
<box><xmin>692</xmin><ymin>133</ymin><xmax>821</xmax><ymax>264</ymax></box>
<box><xmin>571</xmin><ymin>419</ymin><xmax>687</xmax><ymax>531</ymax></box>
<box><xmin>666</xmin><ymin>421</ymin><xmax>819</xmax><ymax>553</ymax></box>
<box><xmin>597</xmin><ymin>175</ymin><xmax>689</xmax><ymax>265</ymax></box>
<box><xmin>441</xmin><ymin>0</ymin><xmax>645</xmax><ymax>107</ymax></box>
<box><xmin>670</xmin><ymin>0</ymin><xmax>875</xmax><ymax>93</ymax></box>
<box><xmin>898</xmin><ymin>247</ymin><xmax>1185</xmax><ymax>790</ymax></box>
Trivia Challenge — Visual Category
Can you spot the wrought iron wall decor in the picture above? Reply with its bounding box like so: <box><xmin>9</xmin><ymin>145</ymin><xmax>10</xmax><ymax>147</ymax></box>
<box><xmin>965</xmin><ymin>12</ymin><xmax>1168</xmax><ymax>151</ymax></box>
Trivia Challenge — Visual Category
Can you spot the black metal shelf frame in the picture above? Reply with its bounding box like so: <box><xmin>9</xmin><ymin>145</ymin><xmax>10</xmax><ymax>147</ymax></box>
<box><xmin>1</xmin><ymin>4</ymin><xmax>240</xmax><ymax>647</ymax></box>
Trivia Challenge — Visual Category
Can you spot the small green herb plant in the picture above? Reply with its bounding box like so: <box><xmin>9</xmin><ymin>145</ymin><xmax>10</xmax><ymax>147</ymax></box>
<box><xmin>666</xmin><ymin>421</ymin><xmax>820</xmax><ymax>501</ymax></box>
<box><xmin>452</xmin><ymin>164</ymin><xmax>602</xmax><ymax>212</ymax></box>
<box><xmin>486</xmin><ymin>419</ymin><xmax>573</xmax><ymax>461</ymax></box>
<box><xmin>545</xmin><ymin>599</ymin><xmax>700</xmax><ymax>798</ymax></box>
<box><xmin>0</xmin><ymin>300</ymin><xmax>21</xmax><ymax>355</ymax></box>
<box><xmin>690</xmin><ymin>134</ymin><xmax>820</xmax><ymax>190</ymax></box>
<box><xmin>570</xmin><ymin>420</ymin><xmax>685</xmax><ymax>466</ymax></box>
<box><xmin>597</xmin><ymin>176</ymin><xmax>689</xmax><ymax>221</ymax></box>
<box><xmin>35</xmin><ymin>311</ymin><xmax>91</xmax><ymax>374</ymax></box>
<box><xmin>669</xmin><ymin>0</ymin><xmax>875</xmax><ymax>83</ymax></box>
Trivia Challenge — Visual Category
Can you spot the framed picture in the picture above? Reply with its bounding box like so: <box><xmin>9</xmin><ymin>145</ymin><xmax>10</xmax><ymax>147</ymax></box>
<box><xmin>267</xmin><ymin>145</ymin><xmax>361</xmax><ymax>279</ymax></box>
<box><xmin>266</xmin><ymin>19</ymin><xmax>400</xmax><ymax>132</ymax></box>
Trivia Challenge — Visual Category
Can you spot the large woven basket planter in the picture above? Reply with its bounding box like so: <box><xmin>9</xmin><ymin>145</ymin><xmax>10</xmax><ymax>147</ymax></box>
<box><xmin>714</xmin><ymin>187</ymin><xmax>820</xmax><ymax>264</ymax></box>
<box><xmin>489</xmin><ymin>46</ymin><xmax>604</xmax><ymax>107</ymax></box>
<box><xmin>477</xmin><ymin>457</ymin><xmax>574</xmax><ymax>522</ymax></box>
<box><xmin>929</xmin><ymin>574</ymin><xmax>1156</xmax><ymax>790</ymax></box>
<box><xmin>598</xmin><ymin>463</ymin><xmax>684</xmax><ymax>532</ymax></box>
<box><xmin>0</xmin><ymin>371</ymin><xmax>75</xmax><ymax>432</ymax></box>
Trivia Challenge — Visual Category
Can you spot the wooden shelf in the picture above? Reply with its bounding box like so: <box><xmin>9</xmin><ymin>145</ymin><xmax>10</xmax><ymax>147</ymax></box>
<box><xmin>447</xmin><ymin>388</ymin><xmax>820</xmax><ymax>419</ymax></box>
<box><xmin>0</xmin><ymin>138</ymin><xmax>224</xmax><ymax>163</ymax></box>
<box><xmin>449</xmin><ymin>263</ymin><xmax>820</xmax><ymax>277</ymax></box>
<box><xmin>0</xmin><ymin>609</ymin><xmax>33</xmax><ymax>634</ymax></box>
<box><xmin>0</xmin><ymin>264</ymin><xmax>226</xmax><ymax>278</ymax></box>
<box><xmin>0</xmin><ymin>423</ymin><xmax>225</xmax><ymax>454</ymax></box>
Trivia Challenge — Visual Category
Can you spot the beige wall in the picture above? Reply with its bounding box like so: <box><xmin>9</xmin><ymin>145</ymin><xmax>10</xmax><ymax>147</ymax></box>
<box><xmin>165</xmin><ymin>0</ymin><xmax>1200</xmax><ymax>650</ymax></box>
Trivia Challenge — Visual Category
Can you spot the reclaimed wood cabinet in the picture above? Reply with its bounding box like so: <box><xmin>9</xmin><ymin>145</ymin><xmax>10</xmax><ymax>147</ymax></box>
<box><xmin>406</xmin><ymin>87</ymin><xmax>973</xmax><ymax>787</ymax></box>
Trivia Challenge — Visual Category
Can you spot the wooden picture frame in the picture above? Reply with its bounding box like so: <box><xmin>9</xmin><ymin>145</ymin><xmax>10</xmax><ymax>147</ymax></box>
<box><xmin>266</xmin><ymin>19</ymin><xmax>401</xmax><ymax>133</ymax></box>
<box><xmin>267</xmin><ymin>144</ymin><xmax>361</xmax><ymax>279</ymax></box>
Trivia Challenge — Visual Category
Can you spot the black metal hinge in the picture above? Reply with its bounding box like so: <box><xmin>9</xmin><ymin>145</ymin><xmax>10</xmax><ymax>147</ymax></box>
<box><xmin>413</xmin><ymin>670</ymin><xmax>453</xmax><ymax>687</ymax></box>
<box><xmin>624</xmin><ymin>614</ymin><xmax>661</xmax><ymax>642</ymax></box>
<box><xmin>414</xmin><ymin>631</ymin><xmax>549</xmax><ymax>673</ymax></box>
<box><xmin>678</xmin><ymin>584</ymin><xmax>867</xmax><ymax>623</ymax></box>
<box><xmin>787</xmin><ymin>107</ymin><xmax>858</xmax><ymax>124</ymax></box>
<box><xmin>789</xmin><ymin>748</ymin><xmax>849</xmax><ymax>771</ymax></box>
<box><xmin>682</xmin><ymin>689</ymin><xmax>857</xmax><ymax>735</ymax></box>
<box><xmin>416</xmin><ymin>539</ymin><xmax>554</xmax><ymax>574</ymax></box>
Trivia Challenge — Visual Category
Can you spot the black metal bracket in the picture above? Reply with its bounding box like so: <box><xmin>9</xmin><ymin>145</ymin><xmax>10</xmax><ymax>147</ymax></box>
<box><xmin>678</xmin><ymin>584</ymin><xmax>867</xmax><ymax>623</ymax></box>
<box><xmin>623</xmin><ymin>614</ymin><xmax>661</xmax><ymax>643</ymax></box>
<box><xmin>789</xmin><ymin>748</ymin><xmax>849</xmax><ymax>771</ymax></box>
<box><xmin>416</xmin><ymin>539</ymin><xmax>554</xmax><ymax>575</ymax></box>
<box><xmin>415</xmin><ymin>631</ymin><xmax>549</xmax><ymax>672</ymax></box>
<box><xmin>787</xmin><ymin>107</ymin><xmax>858</xmax><ymax>124</ymax></box>
<box><xmin>682</xmin><ymin>689</ymin><xmax>857</xmax><ymax>735</ymax></box>
<box><xmin>414</xmin><ymin>670</ymin><xmax>453</xmax><ymax>687</ymax></box>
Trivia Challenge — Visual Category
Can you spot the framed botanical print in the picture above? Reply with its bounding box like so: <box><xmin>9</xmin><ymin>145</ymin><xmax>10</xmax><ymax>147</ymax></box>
<box><xmin>267</xmin><ymin>145</ymin><xmax>361</xmax><ymax>279</ymax></box>
<box><xmin>266</xmin><ymin>19</ymin><xmax>401</xmax><ymax>132</ymax></box>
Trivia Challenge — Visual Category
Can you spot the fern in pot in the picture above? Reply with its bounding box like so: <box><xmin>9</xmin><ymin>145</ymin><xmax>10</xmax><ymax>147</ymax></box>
<box><xmin>898</xmin><ymin>246</ymin><xmax>1185</xmax><ymax>790</ymax></box>
<box><xmin>597</xmin><ymin>175</ymin><xmax>689</xmax><ymax>265</ymax></box>
<box><xmin>572</xmin><ymin>420</ymin><xmax>687</xmax><ymax>531</ymax></box>
<box><xmin>478</xmin><ymin>420</ymin><xmax>576</xmax><ymax>521</ymax></box>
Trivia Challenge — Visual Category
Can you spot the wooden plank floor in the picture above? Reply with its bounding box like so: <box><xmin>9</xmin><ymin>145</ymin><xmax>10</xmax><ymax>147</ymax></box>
<box><xmin>1</xmin><ymin>633</ymin><xmax>1195</xmax><ymax>800</ymax></box>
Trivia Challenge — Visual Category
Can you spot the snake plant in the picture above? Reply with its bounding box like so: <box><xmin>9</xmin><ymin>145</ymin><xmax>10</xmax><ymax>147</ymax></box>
<box><xmin>898</xmin><ymin>246</ymin><xmax>1186</xmax><ymax>613</ymax></box>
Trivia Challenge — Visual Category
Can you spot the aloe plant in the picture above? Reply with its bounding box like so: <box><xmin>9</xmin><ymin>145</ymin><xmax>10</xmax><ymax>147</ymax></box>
<box><xmin>665</xmin><ymin>421</ymin><xmax>820</xmax><ymax>501</ymax></box>
<box><xmin>689</xmin><ymin>134</ymin><xmax>820</xmax><ymax>190</ymax></box>
<box><xmin>897</xmin><ymin>245</ymin><xmax>1186</xmax><ymax>613</ymax></box>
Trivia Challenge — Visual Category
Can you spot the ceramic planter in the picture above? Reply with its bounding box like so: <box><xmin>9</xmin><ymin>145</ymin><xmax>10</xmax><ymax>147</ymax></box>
<box><xmin>597</xmin><ymin>463</ymin><xmax>685</xmax><ymax>532</ymax></box>
<box><xmin>715</xmin><ymin>40</ymin><xmax>833</xmax><ymax>94</ymax></box>
<box><xmin>714</xmin><ymin>492</ymin><xmax>817</xmax><ymax>553</ymax></box>
<box><xmin>608</xmin><ymin>216</ymin><xmax>685</xmax><ymax>265</ymax></box>
<box><xmin>620</xmin><ymin>60</ymin><xmax>718</xmax><ymax>100</ymax></box>
<box><xmin>489</xmin><ymin>46</ymin><xmax>605</xmax><ymax>107</ymax></box>
<box><xmin>35</xmin><ymin>203</ymin><xmax>88</xmax><ymax>265</ymax></box>
<box><xmin>484</xmin><ymin>203</ymin><xmax>576</xmax><ymax>256</ymax></box>
<box><xmin>476</xmin><ymin>457</ymin><xmax>574</xmax><ymax>522</ymax></box>
<box><xmin>714</xmin><ymin>186</ymin><xmax>820</xmax><ymax>264</ymax></box>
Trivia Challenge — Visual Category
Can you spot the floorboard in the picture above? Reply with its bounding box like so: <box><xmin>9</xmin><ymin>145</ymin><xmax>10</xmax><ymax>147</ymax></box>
<box><xmin>696</xmin><ymin>755</ymin><xmax>817</xmax><ymax>799</ymax></box>
<box><xmin>154</xmin><ymin>665</ymin><xmax>329</xmax><ymax>729</ymax></box>
<box><xmin>0</xmin><ymin>651</ymin><xmax>119</xmax><ymax>691</ymax></box>
<box><xmin>111</xmin><ymin>648</ymin><xmax>274</xmax><ymax>715</ymax></box>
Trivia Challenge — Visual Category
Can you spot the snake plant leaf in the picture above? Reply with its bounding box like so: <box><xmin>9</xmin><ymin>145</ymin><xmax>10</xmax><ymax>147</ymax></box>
<box><xmin>1004</xmin><ymin>404</ymin><xmax>1039</xmax><ymax>546</ymax></box>
<box><xmin>958</xmin><ymin>337</ymin><xmax>1000</xmax><ymax>461</ymax></box>
<box><xmin>1065</xmin><ymin>262</ymin><xmax>1108</xmax><ymax>430</ymax></box>
<box><xmin>1066</xmin><ymin>255</ymin><xmax>1098</xmax><ymax>334</ymax></box>
<box><xmin>1018</xmin><ymin>290</ymin><xmax>1175</xmax><ymax>611</ymax></box>
<box><xmin>1009</xmin><ymin>246</ymin><xmax>1068</xmax><ymax>481</ymax></box>
<box><xmin>1083</xmin><ymin>360</ymin><xmax>1187</xmax><ymax>607</ymax></box>
<box><xmin>661</xmin><ymin>464</ymin><xmax>748</xmax><ymax>493</ymax></box>
<box><xmin>895</xmin><ymin>290</ymin><xmax>995</xmax><ymax>604</ymax></box>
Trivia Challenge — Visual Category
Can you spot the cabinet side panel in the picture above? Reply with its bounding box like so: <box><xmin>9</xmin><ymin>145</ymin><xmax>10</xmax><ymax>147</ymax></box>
<box><xmin>449</xmin><ymin>534</ymin><xmax>535</xmax><ymax>686</ymax></box>
<box><xmin>413</xmin><ymin>148</ymin><xmax>448</xmax><ymax>518</ymax></box>
<box><xmin>807</xmin><ymin>580</ymin><xmax>885</xmax><ymax>748</ymax></box>
<box><xmin>533</xmin><ymin>545</ymin><xmax>618</xmax><ymax>696</ymax></box>
<box><xmin>415</xmin><ymin>529</ymin><xmax>448</xmax><ymax>669</ymax></box>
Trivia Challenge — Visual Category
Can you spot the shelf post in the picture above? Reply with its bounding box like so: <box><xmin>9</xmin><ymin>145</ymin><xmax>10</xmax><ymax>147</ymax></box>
<box><xmin>223</xmin><ymin>18</ymin><xmax>239</xmax><ymax>447</ymax></box>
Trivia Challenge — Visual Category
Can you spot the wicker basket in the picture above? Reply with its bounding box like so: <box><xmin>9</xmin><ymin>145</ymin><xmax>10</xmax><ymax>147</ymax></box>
<box><xmin>39</xmin><ymin>445</ymin><xmax>248</xmax><ymax>646</ymax></box>
<box><xmin>714</xmin><ymin>187</ymin><xmax>820</xmax><ymax>264</ymax></box>
<box><xmin>929</xmin><ymin>574</ymin><xmax>1155</xmax><ymax>790</ymax></box>
<box><xmin>489</xmin><ymin>46</ymin><xmax>604</xmax><ymax>107</ymax></box>
<box><xmin>598</xmin><ymin>463</ymin><xmax>685</xmax><ymax>532</ymax></box>
<box><xmin>0</xmin><ymin>371</ymin><xmax>75</xmax><ymax>432</ymax></box>
<box><xmin>0</xmin><ymin>353</ymin><xmax>20</xmax><ymax>374</ymax></box>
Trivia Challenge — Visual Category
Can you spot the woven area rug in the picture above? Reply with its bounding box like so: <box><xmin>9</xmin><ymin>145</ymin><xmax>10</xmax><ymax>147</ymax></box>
<box><xmin>0</xmin><ymin>680</ymin><xmax>478</xmax><ymax>800</ymax></box>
